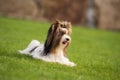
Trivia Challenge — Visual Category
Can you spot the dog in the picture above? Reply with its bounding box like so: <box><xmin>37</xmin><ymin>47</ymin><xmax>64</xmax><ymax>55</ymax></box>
<box><xmin>18</xmin><ymin>20</ymin><xmax>76</xmax><ymax>67</ymax></box>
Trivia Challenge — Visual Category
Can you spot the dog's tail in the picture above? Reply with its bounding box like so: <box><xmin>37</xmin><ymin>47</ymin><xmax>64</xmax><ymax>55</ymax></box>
<box><xmin>18</xmin><ymin>40</ymin><xmax>40</xmax><ymax>55</ymax></box>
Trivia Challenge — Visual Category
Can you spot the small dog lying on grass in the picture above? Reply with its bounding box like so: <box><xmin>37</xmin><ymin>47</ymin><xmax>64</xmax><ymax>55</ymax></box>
<box><xmin>19</xmin><ymin>20</ymin><xmax>76</xmax><ymax>67</ymax></box>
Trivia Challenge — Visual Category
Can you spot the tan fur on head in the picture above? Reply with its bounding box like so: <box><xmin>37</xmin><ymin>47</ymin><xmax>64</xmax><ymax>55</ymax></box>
<box><xmin>44</xmin><ymin>20</ymin><xmax>72</xmax><ymax>55</ymax></box>
<box><xmin>55</xmin><ymin>19</ymin><xmax>72</xmax><ymax>35</ymax></box>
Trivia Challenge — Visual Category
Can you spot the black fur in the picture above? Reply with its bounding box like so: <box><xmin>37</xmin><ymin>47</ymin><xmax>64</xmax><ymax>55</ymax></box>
<box><xmin>29</xmin><ymin>46</ymin><xmax>39</xmax><ymax>53</ymax></box>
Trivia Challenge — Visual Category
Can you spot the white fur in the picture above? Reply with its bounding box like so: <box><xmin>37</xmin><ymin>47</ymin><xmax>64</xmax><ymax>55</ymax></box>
<box><xmin>18</xmin><ymin>35</ymin><xmax>76</xmax><ymax>67</ymax></box>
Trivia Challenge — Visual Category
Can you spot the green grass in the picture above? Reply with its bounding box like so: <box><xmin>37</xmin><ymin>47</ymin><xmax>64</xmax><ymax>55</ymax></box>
<box><xmin>0</xmin><ymin>16</ymin><xmax>120</xmax><ymax>80</ymax></box>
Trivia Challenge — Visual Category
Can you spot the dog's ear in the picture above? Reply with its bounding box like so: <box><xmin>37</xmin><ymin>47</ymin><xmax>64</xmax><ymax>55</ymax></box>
<box><xmin>44</xmin><ymin>23</ymin><xmax>57</xmax><ymax>55</ymax></box>
<box><xmin>68</xmin><ymin>22</ymin><xmax>71</xmax><ymax>26</ymax></box>
<box><xmin>45</xmin><ymin>24</ymin><xmax>55</xmax><ymax>47</ymax></box>
<box><xmin>63</xmin><ymin>42</ymin><xmax>70</xmax><ymax>57</ymax></box>
<box><xmin>46</xmin><ymin>20</ymin><xmax>61</xmax><ymax>45</ymax></box>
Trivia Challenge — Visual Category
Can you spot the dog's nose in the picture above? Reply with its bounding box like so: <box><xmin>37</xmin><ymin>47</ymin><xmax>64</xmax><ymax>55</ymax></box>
<box><xmin>66</xmin><ymin>38</ymin><xmax>70</xmax><ymax>41</ymax></box>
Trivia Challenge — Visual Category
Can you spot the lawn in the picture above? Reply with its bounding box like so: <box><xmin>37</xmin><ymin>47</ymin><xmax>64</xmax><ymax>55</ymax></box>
<box><xmin>0</xmin><ymin>16</ymin><xmax>120</xmax><ymax>80</ymax></box>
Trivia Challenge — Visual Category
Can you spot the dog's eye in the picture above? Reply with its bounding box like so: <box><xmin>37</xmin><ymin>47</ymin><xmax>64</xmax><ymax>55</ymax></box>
<box><xmin>61</xmin><ymin>24</ymin><xmax>66</xmax><ymax>28</ymax></box>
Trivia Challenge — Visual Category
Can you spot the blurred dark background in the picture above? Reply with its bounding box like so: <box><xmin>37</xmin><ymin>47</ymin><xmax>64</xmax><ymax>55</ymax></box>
<box><xmin>0</xmin><ymin>0</ymin><xmax>120</xmax><ymax>30</ymax></box>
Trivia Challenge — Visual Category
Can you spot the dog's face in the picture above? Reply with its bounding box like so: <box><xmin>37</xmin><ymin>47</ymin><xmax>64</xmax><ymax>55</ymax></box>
<box><xmin>51</xmin><ymin>29</ymin><xmax>71</xmax><ymax>49</ymax></box>
<box><xmin>60</xmin><ymin>34</ymin><xmax>71</xmax><ymax>48</ymax></box>
<box><xmin>43</xmin><ymin>20</ymin><xmax>72</xmax><ymax>55</ymax></box>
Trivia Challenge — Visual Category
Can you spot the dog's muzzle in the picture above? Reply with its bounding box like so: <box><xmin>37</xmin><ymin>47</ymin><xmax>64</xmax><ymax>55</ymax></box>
<box><xmin>62</xmin><ymin>37</ymin><xmax>70</xmax><ymax>44</ymax></box>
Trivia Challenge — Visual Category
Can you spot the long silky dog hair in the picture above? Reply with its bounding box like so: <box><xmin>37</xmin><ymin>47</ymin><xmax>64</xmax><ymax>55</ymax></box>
<box><xmin>43</xmin><ymin>20</ymin><xmax>72</xmax><ymax>55</ymax></box>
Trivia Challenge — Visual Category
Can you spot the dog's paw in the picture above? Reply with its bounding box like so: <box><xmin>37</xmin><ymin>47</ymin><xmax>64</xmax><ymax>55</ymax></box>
<box><xmin>69</xmin><ymin>62</ymin><xmax>76</xmax><ymax>67</ymax></box>
<box><xmin>65</xmin><ymin>62</ymin><xmax>76</xmax><ymax>67</ymax></box>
